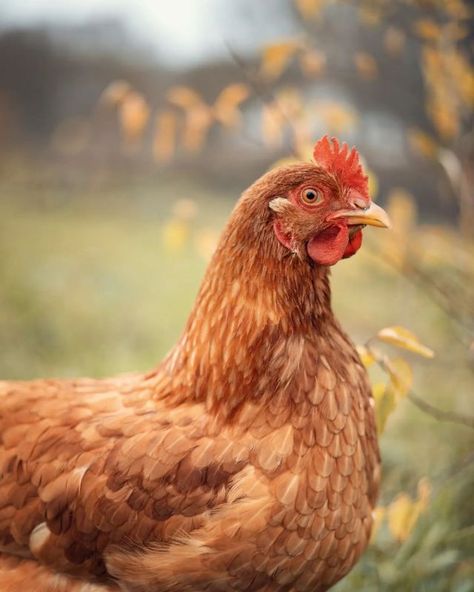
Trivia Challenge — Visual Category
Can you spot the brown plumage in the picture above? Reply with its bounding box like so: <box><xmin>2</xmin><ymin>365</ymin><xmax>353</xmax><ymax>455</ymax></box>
<box><xmin>0</xmin><ymin>136</ymin><xmax>390</xmax><ymax>591</ymax></box>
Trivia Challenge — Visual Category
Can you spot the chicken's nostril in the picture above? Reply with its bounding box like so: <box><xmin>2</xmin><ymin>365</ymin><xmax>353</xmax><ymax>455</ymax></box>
<box><xmin>352</xmin><ymin>197</ymin><xmax>368</xmax><ymax>210</ymax></box>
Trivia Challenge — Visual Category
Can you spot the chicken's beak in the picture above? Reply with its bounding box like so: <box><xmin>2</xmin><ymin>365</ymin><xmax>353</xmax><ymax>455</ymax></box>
<box><xmin>329</xmin><ymin>202</ymin><xmax>391</xmax><ymax>229</ymax></box>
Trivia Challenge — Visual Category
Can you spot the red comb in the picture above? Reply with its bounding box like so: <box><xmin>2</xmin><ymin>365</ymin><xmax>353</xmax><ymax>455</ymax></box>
<box><xmin>313</xmin><ymin>136</ymin><xmax>369</xmax><ymax>199</ymax></box>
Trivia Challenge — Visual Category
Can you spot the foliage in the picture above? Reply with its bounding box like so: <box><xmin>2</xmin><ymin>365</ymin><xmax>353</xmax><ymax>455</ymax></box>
<box><xmin>62</xmin><ymin>1</ymin><xmax>474</xmax><ymax>588</ymax></box>
<box><xmin>1</xmin><ymin>0</ymin><xmax>473</xmax><ymax>589</ymax></box>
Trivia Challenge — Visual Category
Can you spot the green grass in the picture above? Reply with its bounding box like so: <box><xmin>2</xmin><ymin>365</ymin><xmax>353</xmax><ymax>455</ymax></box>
<box><xmin>0</xmin><ymin>170</ymin><xmax>472</xmax><ymax>590</ymax></box>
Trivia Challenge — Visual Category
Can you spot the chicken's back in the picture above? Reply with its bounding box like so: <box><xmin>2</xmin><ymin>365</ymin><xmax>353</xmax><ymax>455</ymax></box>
<box><xmin>0</xmin><ymin>375</ymin><xmax>268</xmax><ymax>590</ymax></box>
<box><xmin>0</xmin><ymin>554</ymin><xmax>117</xmax><ymax>592</ymax></box>
<box><xmin>0</xmin><ymin>375</ymin><xmax>150</xmax><ymax>577</ymax></box>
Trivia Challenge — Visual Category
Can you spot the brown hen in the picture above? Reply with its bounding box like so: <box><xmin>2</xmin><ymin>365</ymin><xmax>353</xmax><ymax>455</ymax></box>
<box><xmin>0</xmin><ymin>136</ymin><xmax>390</xmax><ymax>592</ymax></box>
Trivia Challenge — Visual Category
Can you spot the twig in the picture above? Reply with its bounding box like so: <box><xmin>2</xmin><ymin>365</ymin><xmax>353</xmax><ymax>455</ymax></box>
<box><xmin>368</xmin><ymin>251</ymin><xmax>473</xmax><ymax>350</ymax></box>
<box><xmin>224</xmin><ymin>42</ymin><xmax>299</xmax><ymax>158</ymax></box>
<box><xmin>407</xmin><ymin>391</ymin><xmax>474</xmax><ymax>429</ymax></box>
<box><xmin>367</xmin><ymin>343</ymin><xmax>474</xmax><ymax>430</ymax></box>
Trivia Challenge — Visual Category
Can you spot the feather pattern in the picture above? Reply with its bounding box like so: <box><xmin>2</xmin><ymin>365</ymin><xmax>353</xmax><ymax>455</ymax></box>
<box><xmin>0</xmin><ymin>146</ymin><xmax>381</xmax><ymax>592</ymax></box>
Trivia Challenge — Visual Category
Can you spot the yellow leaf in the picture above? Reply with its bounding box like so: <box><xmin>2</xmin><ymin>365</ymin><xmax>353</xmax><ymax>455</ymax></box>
<box><xmin>99</xmin><ymin>80</ymin><xmax>132</xmax><ymax>106</ymax></box>
<box><xmin>299</xmin><ymin>48</ymin><xmax>326</xmax><ymax>77</ymax></box>
<box><xmin>443</xmin><ymin>21</ymin><xmax>470</xmax><ymax>41</ymax></box>
<box><xmin>276</xmin><ymin>87</ymin><xmax>304</xmax><ymax>117</ymax></box>
<box><xmin>262</xmin><ymin>104</ymin><xmax>285</xmax><ymax>149</ymax></box>
<box><xmin>414</xmin><ymin>19</ymin><xmax>442</xmax><ymax>40</ymax></box>
<box><xmin>213</xmin><ymin>83</ymin><xmax>250</xmax><ymax>128</ymax></box>
<box><xmin>153</xmin><ymin>111</ymin><xmax>177</xmax><ymax>163</ymax></box>
<box><xmin>183</xmin><ymin>105</ymin><xmax>214</xmax><ymax>152</ymax></box>
<box><xmin>384</xmin><ymin>26</ymin><xmax>406</xmax><ymax>58</ymax></box>
<box><xmin>417</xmin><ymin>477</ymin><xmax>431</xmax><ymax>510</ymax></box>
<box><xmin>261</xmin><ymin>41</ymin><xmax>301</xmax><ymax>81</ymax></box>
<box><xmin>295</xmin><ymin>0</ymin><xmax>326</xmax><ymax>20</ymax></box>
<box><xmin>167</xmin><ymin>86</ymin><xmax>203</xmax><ymax>110</ymax></box>
<box><xmin>359</xmin><ymin>4</ymin><xmax>383</xmax><ymax>26</ymax></box>
<box><xmin>387</xmin><ymin>189</ymin><xmax>417</xmax><ymax>230</ymax></box>
<box><xmin>373</xmin><ymin>382</ymin><xmax>396</xmax><ymax>434</ymax></box>
<box><xmin>407</xmin><ymin>128</ymin><xmax>439</xmax><ymax>159</ymax></box>
<box><xmin>314</xmin><ymin>101</ymin><xmax>358</xmax><ymax>133</ymax></box>
<box><xmin>118</xmin><ymin>91</ymin><xmax>150</xmax><ymax>145</ymax></box>
<box><xmin>384</xmin><ymin>189</ymin><xmax>417</xmax><ymax>267</ymax></box>
<box><xmin>162</xmin><ymin>219</ymin><xmax>189</xmax><ymax>252</ymax></box>
<box><xmin>441</xmin><ymin>49</ymin><xmax>474</xmax><ymax>107</ymax></box>
<box><xmin>377</xmin><ymin>326</ymin><xmax>435</xmax><ymax>359</ymax></box>
<box><xmin>388</xmin><ymin>493</ymin><xmax>419</xmax><ymax>542</ymax></box>
<box><xmin>367</xmin><ymin>168</ymin><xmax>378</xmax><ymax>200</ymax></box>
<box><xmin>173</xmin><ymin>199</ymin><xmax>198</xmax><ymax>221</ymax></box>
<box><xmin>388</xmin><ymin>357</ymin><xmax>413</xmax><ymax>398</ymax></box>
<box><xmin>443</xmin><ymin>0</ymin><xmax>471</xmax><ymax>21</ymax></box>
<box><xmin>354</xmin><ymin>52</ymin><xmax>378</xmax><ymax>80</ymax></box>
<box><xmin>387</xmin><ymin>479</ymin><xmax>431</xmax><ymax>542</ymax></box>
<box><xmin>356</xmin><ymin>345</ymin><xmax>375</xmax><ymax>368</ymax></box>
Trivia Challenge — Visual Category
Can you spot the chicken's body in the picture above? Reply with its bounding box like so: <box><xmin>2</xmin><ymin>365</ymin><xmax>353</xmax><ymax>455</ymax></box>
<box><xmin>0</xmin><ymin>143</ymin><xmax>386</xmax><ymax>591</ymax></box>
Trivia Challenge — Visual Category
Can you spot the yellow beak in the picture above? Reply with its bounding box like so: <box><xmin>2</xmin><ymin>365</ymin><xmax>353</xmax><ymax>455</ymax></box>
<box><xmin>330</xmin><ymin>202</ymin><xmax>391</xmax><ymax>229</ymax></box>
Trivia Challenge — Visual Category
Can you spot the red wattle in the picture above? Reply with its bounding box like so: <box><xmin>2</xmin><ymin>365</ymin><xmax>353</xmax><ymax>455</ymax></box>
<box><xmin>307</xmin><ymin>224</ymin><xmax>349</xmax><ymax>266</ymax></box>
<box><xmin>343</xmin><ymin>229</ymin><xmax>363</xmax><ymax>259</ymax></box>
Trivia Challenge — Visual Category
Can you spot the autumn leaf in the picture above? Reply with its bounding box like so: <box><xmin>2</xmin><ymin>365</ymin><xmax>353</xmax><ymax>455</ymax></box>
<box><xmin>373</xmin><ymin>382</ymin><xmax>396</xmax><ymax>434</ymax></box>
<box><xmin>118</xmin><ymin>91</ymin><xmax>150</xmax><ymax>145</ymax></box>
<box><xmin>359</xmin><ymin>4</ymin><xmax>383</xmax><ymax>26</ymax></box>
<box><xmin>443</xmin><ymin>21</ymin><xmax>470</xmax><ymax>41</ymax></box>
<box><xmin>443</xmin><ymin>49</ymin><xmax>474</xmax><ymax>107</ymax></box>
<box><xmin>314</xmin><ymin>101</ymin><xmax>358</xmax><ymax>133</ymax></box>
<box><xmin>261</xmin><ymin>40</ymin><xmax>301</xmax><ymax>81</ymax></box>
<box><xmin>299</xmin><ymin>48</ymin><xmax>326</xmax><ymax>77</ymax></box>
<box><xmin>367</xmin><ymin>168</ymin><xmax>379</xmax><ymax>200</ymax></box>
<box><xmin>408</xmin><ymin>128</ymin><xmax>439</xmax><ymax>159</ymax></box>
<box><xmin>354</xmin><ymin>52</ymin><xmax>378</xmax><ymax>80</ymax></box>
<box><xmin>173</xmin><ymin>199</ymin><xmax>198</xmax><ymax>221</ymax></box>
<box><xmin>153</xmin><ymin>111</ymin><xmax>177</xmax><ymax>163</ymax></box>
<box><xmin>377</xmin><ymin>326</ymin><xmax>435</xmax><ymax>359</ymax></box>
<box><xmin>99</xmin><ymin>80</ymin><xmax>132</xmax><ymax>106</ymax></box>
<box><xmin>443</xmin><ymin>0</ymin><xmax>471</xmax><ymax>21</ymax></box>
<box><xmin>182</xmin><ymin>104</ymin><xmax>214</xmax><ymax>152</ymax></box>
<box><xmin>167</xmin><ymin>86</ymin><xmax>203</xmax><ymax>110</ymax></box>
<box><xmin>387</xmin><ymin>357</ymin><xmax>413</xmax><ymax>398</ymax></box>
<box><xmin>162</xmin><ymin>219</ymin><xmax>189</xmax><ymax>252</ymax></box>
<box><xmin>213</xmin><ymin>83</ymin><xmax>250</xmax><ymax>128</ymax></box>
<box><xmin>387</xmin><ymin>479</ymin><xmax>431</xmax><ymax>542</ymax></box>
<box><xmin>388</xmin><ymin>189</ymin><xmax>417</xmax><ymax>229</ymax></box>
<box><xmin>414</xmin><ymin>19</ymin><xmax>442</xmax><ymax>40</ymax></box>
<box><xmin>294</xmin><ymin>0</ymin><xmax>326</xmax><ymax>21</ymax></box>
<box><xmin>356</xmin><ymin>345</ymin><xmax>375</xmax><ymax>368</ymax></box>
<box><xmin>262</xmin><ymin>104</ymin><xmax>285</xmax><ymax>149</ymax></box>
<box><xmin>384</xmin><ymin>26</ymin><xmax>406</xmax><ymax>58</ymax></box>
<box><xmin>383</xmin><ymin>189</ymin><xmax>417</xmax><ymax>267</ymax></box>
<box><xmin>388</xmin><ymin>493</ymin><xmax>419</xmax><ymax>542</ymax></box>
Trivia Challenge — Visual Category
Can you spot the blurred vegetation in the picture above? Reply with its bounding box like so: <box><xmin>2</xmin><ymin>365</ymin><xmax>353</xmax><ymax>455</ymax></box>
<box><xmin>0</xmin><ymin>0</ymin><xmax>473</xmax><ymax>590</ymax></box>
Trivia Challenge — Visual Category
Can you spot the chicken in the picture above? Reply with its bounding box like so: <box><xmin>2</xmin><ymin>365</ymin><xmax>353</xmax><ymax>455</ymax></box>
<box><xmin>0</xmin><ymin>136</ymin><xmax>390</xmax><ymax>592</ymax></box>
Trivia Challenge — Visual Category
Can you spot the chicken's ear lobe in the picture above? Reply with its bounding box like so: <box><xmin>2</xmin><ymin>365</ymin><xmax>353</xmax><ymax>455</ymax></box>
<box><xmin>269</xmin><ymin>197</ymin><xmax>291</xmax><ymax>214</ymax></box>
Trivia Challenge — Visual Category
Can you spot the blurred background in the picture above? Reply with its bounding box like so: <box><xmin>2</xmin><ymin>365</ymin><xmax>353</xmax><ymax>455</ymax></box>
<box><xmin>0</xmin><ymin>0</ymin><xmax>473</xmax><ymax>590</ymax></box>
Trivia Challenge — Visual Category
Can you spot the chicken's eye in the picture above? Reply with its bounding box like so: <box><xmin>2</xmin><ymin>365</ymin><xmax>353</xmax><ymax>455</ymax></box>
<box><xmin>301</xmin><ymin>188</ymin><xmax>323</xmax><ymax>206</ymax></box>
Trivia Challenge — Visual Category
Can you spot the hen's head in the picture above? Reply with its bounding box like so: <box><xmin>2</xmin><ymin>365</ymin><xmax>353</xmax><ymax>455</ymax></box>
<box><xmin>264</xmin><ymin>136</ymin><xmax>390</xmax><ymax>266</ymax></box>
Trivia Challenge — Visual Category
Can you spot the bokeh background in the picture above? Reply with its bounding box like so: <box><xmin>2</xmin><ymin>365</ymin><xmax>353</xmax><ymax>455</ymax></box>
<box><xmin>0</xmin><ymin>0</ymin><xmax>473</xmax><ymax>590</ymax></box>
